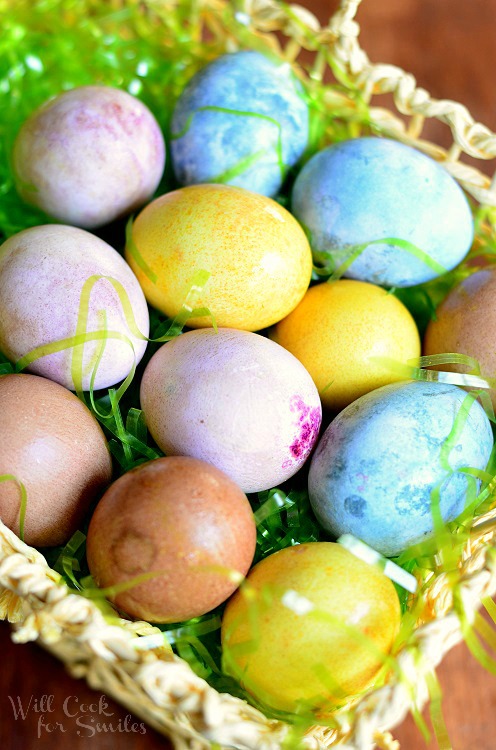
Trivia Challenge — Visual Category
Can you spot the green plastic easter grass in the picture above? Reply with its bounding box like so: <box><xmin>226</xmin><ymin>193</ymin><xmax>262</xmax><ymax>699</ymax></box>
<box><xmin>454</xmin><ymin>570</ymin><xmax>496</xmax><ymax>678</ymax></box>
<box><xmin>52</xmin><ymin>529</ymin><xmax>87</xmax><ymax>592</ymax></box>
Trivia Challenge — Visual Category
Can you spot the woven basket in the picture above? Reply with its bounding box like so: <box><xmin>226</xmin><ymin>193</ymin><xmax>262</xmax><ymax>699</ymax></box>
<box><xmin>2</xmin><ymin>1</ymin><xmax>496</xmax><ymax>748</ymax></box>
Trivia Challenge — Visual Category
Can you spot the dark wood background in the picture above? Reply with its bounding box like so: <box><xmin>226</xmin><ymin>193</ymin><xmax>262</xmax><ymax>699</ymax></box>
<box><xmin>2</xmin><ymin>1</ymin><xmax>496</xmax><ymax>748</ymax></box>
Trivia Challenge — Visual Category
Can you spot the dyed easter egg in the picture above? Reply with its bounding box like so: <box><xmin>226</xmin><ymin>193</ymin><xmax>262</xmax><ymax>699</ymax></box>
<box><xmin>170</xmin><ymin>51</ymin><xmax>309</xmax><ymax>197</ymax></box>
<box><xmin>140</xmin><ymin>329</ymin><xmax>322</xmax><ymax>493</ymax></box>
<box><xmin>0</xmin><ymin>373</ymin><xmax>112</xmax><ymax>546</ymax></box>
<box><xmin>13</xmin><ymin>85</ymin><xmax>165</xmax><ymax>229</ymax></box>
<box><xmin>126</xmin><ymin>184</ymin><xmax>312</xmax><ymax>331</ymax></box>
<box><xmin>0</xmin><ymin>225</ymin><xmax>149</xmax><ymax>391</ymax></box>
<box><xmin>221</xmin><ymin>542</ymin><xmax>400</xmax><ymax>714</ymax></box>
<box><xmin>86</xmin><ymin>456</ymin><xmax>257</xmax><ymax>623</ymax></box>
<box><xmin>292</xmin><ymin>137</ymin><xmax>473</xmax><ymax>287</ymax></box>
<box><xmin>273</xmin><ymin>280</ymin><xmax>421</xmax><ymax>410</ymax></box>
<box><xmin>424</xmin><ymin>268</ymin><xmax>496</xmax><ymax>406</ymax></box>
<box><xmin>308</xmin><ymin>381</ymin><xmax>493</xmax><ymax>557</ymax></box>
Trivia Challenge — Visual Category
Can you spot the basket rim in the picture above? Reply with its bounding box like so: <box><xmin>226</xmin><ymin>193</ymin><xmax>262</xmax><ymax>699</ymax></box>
<box><xmin>2</xmin><ymin>514</ymin><xmax>496</xmax><ymax>750</ymax></box>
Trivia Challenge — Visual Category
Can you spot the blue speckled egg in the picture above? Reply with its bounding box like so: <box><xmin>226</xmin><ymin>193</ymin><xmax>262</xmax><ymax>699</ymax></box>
<box><xmin>308</xmin><ymin>381</ymin><xmax>493</xmax><ymax>556</ymax></box>
<box><xmin>291</xmin><ymin>137</ymin><xmax>474</xmax><ymax>287</ymax></box>
<box><xmin>170</xmin><ymin>51</ymin><xmax>309</xmax><ymax>197</ymax></box>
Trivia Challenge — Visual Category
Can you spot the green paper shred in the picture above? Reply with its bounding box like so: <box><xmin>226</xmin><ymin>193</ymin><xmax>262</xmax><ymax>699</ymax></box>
<box><xmin>52</xmin><ymin>530</ymin><xmax>87</xmax><ymax>591</ymax></box>
<box><xmin>312</xmin><ymin>236</ymin><xmax>447</xmax><ymax>281</ymax></box>
<box><xmin>170</xmin><ymin>105</ymin><xmax>286</xmax><ymax>181</ymax></box>
<box><xmin>0</xmin><ymin>474</ymin><xmax>28</xmax><ymax>542</ymax></box>
<box><xmin>125</xmin><ymin>216</ymin><xmax>158</xmax><ymax>285</ymax></box>
<box><xmin>425</xmin><ymin>670</ymin><xmax>451</xmax><ymax>750</ymax></box>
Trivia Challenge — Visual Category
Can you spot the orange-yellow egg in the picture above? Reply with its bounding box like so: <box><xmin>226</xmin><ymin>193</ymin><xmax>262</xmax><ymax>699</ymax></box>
<box><xmin>273</xmin><ymin>280</ymin><xmax>421</xmax><ymax>410</ymax></box>
<box><xmin>125</xmin><ymin>184</ymin><xmax>312</xmax><ymax>331</ymax></box>
<box><xmin>221</xmin><ymin>542</ymin><xmax>400</xmax><ymax>715</ymax></box>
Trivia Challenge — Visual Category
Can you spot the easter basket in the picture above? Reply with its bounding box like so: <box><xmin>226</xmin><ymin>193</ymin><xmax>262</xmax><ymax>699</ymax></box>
<box><xmin>2</xmin><ymin>0</ymin><xmax>496</xmax><ymax>749</ymax></box>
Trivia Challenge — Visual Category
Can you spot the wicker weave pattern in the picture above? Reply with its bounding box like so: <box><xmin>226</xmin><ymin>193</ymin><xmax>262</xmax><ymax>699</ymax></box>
<box><xmin>2</xmin><ymin>514</ymin><xmax>496</xmax><ymax>750</ymax></box>
<box><xmin>2</xmin><ymin>1</ymin><xmax>496</xmax><ymax>748</ymax></box>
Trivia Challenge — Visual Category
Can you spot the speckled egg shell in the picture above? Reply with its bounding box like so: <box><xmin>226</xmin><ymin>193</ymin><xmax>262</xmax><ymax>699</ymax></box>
<box><xmin>125</xmin><ymin>184</ymin><xmax>312</xmax><ymax>331</ymax></box>
<box><xmin>423</xmin><ymin>268</ymin><xmax>496</xmax><ymax>406</ymax></box>
<box><xmin>291</xmin><ymin>137</ymin><xmax>474</xmax><ymax>287</ymax></box>
<box><xmin>308</xmin><ymin>381</ymin><xmax>493</xmax><ymax>557</ymax></box>
<box><xmin>170</xmin><ymin>51</ymin><xmax>309</xmax><ymax>197</ymax></box>
<box><xmin>221</xmin><ymin>542</ymin><xmax>400</xmax><ymax>714</ymax></box>
<box><xmin>0</xmin><ymin>373</ymin><xmax>112</xmax><ymax>546</ymax></box>
<box><xmin>140</xmin><ymin>329</ymin><xmax>322</xmax><ymax>493</ymax></box>
<box><xmin>86</xmin><ymin>456</ymin><xmax>256</xmax><ymax>623</ymax></box>
<box><xmin>13</xmin><ymin>85</ymin><xmax>165</xmax><ymax>229</ymax></box>
<box><xmin>0</xmin><ymin>225</ymin><xmax>149</xmax><ymax>390</ymax></box>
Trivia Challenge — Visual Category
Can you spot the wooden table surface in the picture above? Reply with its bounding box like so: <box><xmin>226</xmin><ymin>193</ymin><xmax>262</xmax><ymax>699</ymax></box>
<box><xmin>2</xmin><ymin>1</ymin><xmax>496</xmax><ymax>749</ymax></box>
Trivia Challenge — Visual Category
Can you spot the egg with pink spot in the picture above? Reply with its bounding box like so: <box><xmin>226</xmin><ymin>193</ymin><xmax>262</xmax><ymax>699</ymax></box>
<box><xmin>140</xmin><ymin>328</ymin><xmax>322</xmax><ymax>493</ymax></box>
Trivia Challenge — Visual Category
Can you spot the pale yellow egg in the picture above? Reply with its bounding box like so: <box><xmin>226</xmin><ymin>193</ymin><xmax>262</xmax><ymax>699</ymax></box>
<box><xmin>221</xmin><ymin>542</ymin><xmax>400</xmax><ymax>715</ymax></box>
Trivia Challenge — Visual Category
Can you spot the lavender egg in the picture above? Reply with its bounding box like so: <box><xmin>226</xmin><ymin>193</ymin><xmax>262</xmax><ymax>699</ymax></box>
<box><xmin>0</xmin><ymin>225</ymin><xmax>149</xmax><ymax>391</ymax></box>
<box><xmin>170</xmin><ymin>51</ymin><xmax>309</xmax><ymax>197</ymax></box>
<box><xmin>292</xmin><ymin>137</ymin><xmax>474</xmax><ymax>287</ymax></box>
<box><xmin>140</xmin><ymin>329</ymin><xmax>322</xmax><ymax>493</ymax></box>
<box><xmin>13</xmin><ymin>85</ymin><xmax>165</xmax><ymax>229</ymax></box>
<box><xmin>308</xmin><ymin>381</ymin><xmax>493</xmax><ymax>557</ymax></box>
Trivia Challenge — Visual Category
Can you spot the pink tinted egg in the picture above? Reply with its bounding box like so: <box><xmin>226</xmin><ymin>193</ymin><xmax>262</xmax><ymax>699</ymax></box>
<box><xmin>0</xmin><ymin>224</ymin><xmax>149</xmax><ymax>391</ymax></box>
<box><xmin>140</xmin><ymin>329</ymin><xmax>322</xmax><ymax>493</ymax></box>
<box><xmin>13</xmin><ymin>85</ymin><xmax>165</xmax><ymax>229</ymax></box>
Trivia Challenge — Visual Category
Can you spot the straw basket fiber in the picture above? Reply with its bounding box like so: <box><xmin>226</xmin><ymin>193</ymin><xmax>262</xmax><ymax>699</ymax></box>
<box><xmin>2</xmin><ymin>0</ymin><xmax>496</xmax><ymax>748</ymax></box>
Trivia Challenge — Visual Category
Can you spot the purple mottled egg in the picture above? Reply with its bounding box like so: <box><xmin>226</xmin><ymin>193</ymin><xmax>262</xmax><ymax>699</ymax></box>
<box><xmin>0</xmin><ymin>224</ymin><xmax>149</xmax><ymax>391</ymax></box>
<box><xmin>140</xmin><ymin>329</ymin><xmax>322</xmax><ymax>493</ymax></box>
<box><xmin>13</xmin><ymin>85</ymin><xmax>165</xmax><ymax>229</ymax></box>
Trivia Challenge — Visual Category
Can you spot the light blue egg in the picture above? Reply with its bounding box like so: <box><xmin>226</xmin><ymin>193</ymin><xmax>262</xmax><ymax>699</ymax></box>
<box><xmin>170</xmin><ymin>51</ymin><xmax>309</xmax><ymax>197</ymax></box>
<box><xmin>291</xmin><ymin>137</ymin><xmax>474</xmax><ymax>287</ymax></box>
<box><xmin>308</xmin><ymin>381</ymin><xmax>493</xmax><ymax>557</ymax></box>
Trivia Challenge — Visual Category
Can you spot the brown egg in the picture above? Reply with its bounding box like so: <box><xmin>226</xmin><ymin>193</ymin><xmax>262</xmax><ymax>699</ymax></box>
<box><xmin>0</xmin><ymin>373</ymin><xmax>112</xmax><ymax>546</ymax></box>
<box><xmin>86</xmin><ymin>456</ymin><xmax>257</xmax><ymax>623</ymax></box>
<box><xmin>423</xmin><ymin>268</ymin><xmax>496</xmax><ymax>405</ymax></box>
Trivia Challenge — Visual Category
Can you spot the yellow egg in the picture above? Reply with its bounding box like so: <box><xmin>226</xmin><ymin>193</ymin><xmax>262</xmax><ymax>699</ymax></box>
<box><xmin>221</xmin><ymin>542</ymin><xmax>400</xmax><ymax>716</ymax></box>
<box><xmin>273</xmin><ymin>280</ymin><xmax>421</xmax><ymax>410</ymax></box>
<box><xmin>125</xmin><ymin>184</ymin><xmax>312</xmax><ymax>331</ymax></box>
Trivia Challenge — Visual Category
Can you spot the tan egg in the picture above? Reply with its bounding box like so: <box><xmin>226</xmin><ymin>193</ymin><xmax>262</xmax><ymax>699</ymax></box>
<box><xmin>0</xmin><ymin>373</ymin><xmax>112</xmax><ymax>546</ymax></box>
<box><xmin>423</xmin><ymin>268</ymin><xmax>496</xmax><ymax>405</ymax></box>
<box><xmin>86</xmin><ymin>456</ymin><xmax>257</xmax><ymax>623</ymax></box>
